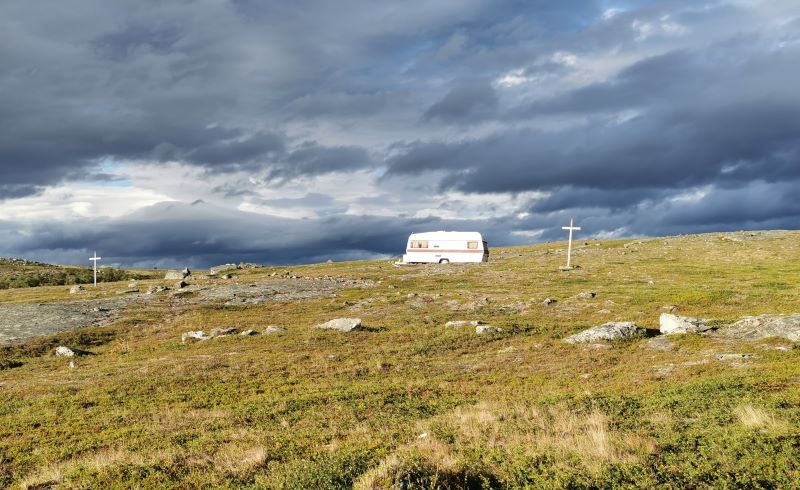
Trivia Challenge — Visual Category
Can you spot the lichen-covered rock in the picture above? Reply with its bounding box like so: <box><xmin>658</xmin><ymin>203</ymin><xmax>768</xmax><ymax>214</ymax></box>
<box><xmin>314</xmin><ymin>318</ymin><xmax>363</xmax><ymax>332</ymax></box>
<box><xmin>164</xmin><ymin>270</ymin><xmax>184</xmax><ymax>280</ymax></box>
<box><xmin>659</xmin><ymin>314</ymin><xmax>712</xmax><ymax>335</ymax></box>
<box><xmin>475</xmin><ymin>325</ymin><xmax>503</xmax><ymax>334</ymax></box>
<box><xmin>445</xmin><ymin>320</ymin><xmax>481</xmax><ymax>328</ymax></box>
<box><xmin>54</xmin><ymin>346</ymin><xmax>90</xmax><ymax>357</ymax></box>
<box><xmin>564</xmin><ymin>322</ymin><xmax>643</xmax><ymax>344</ymax></box>
<box><xmin>717</xmin><ymin>314</ymin><xmax>800</xmax><ymax>341</ymax></box>
<box><xmin>181</xmin><ymin>331</ymin><xmax>210</xmax><ymax>343</ymax></box>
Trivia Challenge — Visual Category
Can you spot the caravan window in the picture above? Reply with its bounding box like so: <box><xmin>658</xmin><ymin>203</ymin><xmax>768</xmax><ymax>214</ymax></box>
<box><xmin>410</xmin><ymin>240</ymin><xmax>429</xmax><ymax>248</ymax></box>
<box><xmin>467</xmin><ymin>241</ymin><xmax>479</xmax><ymax>249</ymax></box>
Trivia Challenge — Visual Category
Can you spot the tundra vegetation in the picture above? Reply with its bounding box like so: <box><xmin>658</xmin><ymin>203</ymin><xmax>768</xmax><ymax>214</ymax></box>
<box><xmin>1</xmin><ymin>231</ymin><xmax>799</xmax><ymax>488</ymax></box>
<box><xmin>0</xmin><ymin>258</ymin><xmax>158</xmax><ymax>289</ymax></box>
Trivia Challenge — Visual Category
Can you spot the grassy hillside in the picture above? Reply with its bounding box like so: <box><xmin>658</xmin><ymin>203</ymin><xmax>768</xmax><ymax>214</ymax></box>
<box><xmin>1</xmin><ymin>231</ymin><xmax>800</xmax><ymax>488</ymax></box>
<box><xmin>0</xmin><ymin>258</ymin><xmax>160</xmax><ymax>289</ymax></box>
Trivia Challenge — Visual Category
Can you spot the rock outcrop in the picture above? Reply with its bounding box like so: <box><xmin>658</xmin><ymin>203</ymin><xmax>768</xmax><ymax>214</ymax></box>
<box><xmin>717</xmin><ymin>314</ymin><xmax>800</xmax><ymax>341</ymax></box>
<box><xmin>209</xmin><ymin>263</ymin><xmax>238</xmax><ymax>275</ymax></box>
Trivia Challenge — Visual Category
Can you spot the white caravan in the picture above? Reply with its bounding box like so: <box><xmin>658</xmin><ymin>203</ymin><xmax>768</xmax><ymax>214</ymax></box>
<box><xmin>401</xmin><ymin>231</ymin><xmax>489</xmax><ymax>264</ymax></box>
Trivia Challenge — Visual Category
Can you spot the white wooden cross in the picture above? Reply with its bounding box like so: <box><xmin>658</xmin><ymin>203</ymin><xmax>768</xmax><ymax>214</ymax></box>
<box><xmin>89</xmin><ymin>251</ymin><xmax>102</xmax><ymax>287</ymax></box>
<box><xmin>561</xmin><ymin>219</ymin><xmax>581</xmax><ymax>269</ymax></box>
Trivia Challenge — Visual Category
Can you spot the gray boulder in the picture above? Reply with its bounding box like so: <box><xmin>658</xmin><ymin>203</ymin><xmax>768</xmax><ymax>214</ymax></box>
<box><xmin>564</xmin><ymin>322</ymin><xmax>643</xmax><ymax>344</ymax></box>
<box><xmin>264</xmin><ymin>325</ymin><xmax>287</xmax><ymax>334</ymax></box>
<box><xmin>314</xmin><ymin>318</ymin><xmax>363</xmax><ymax>332</ymax></box>
<box><xmin>718</xmin><ymin>314</ymin><xmax>800</xmax><ymax>341</ymax></box>
<box><xmin>659</xmin><ymin>314</ymin><xmax>712</xmax><ymax>335</ymax></box>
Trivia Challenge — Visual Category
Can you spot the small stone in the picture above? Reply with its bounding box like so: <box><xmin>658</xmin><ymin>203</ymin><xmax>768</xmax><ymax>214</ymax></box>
<box><xmin>210</xmin><ymin>327</ymin><xmax>238</xmax><ymax>337</ymax></box>
<box><xmin>264</xmin><ymin>325</ymin><xmax>287</xmax><ymax>334</ymax></box>
<box><xmin>542</xmin><ymin>298</ymin><xmax>556</xmax><ymax>305</ymax></box>
<box><xmin>69</xmin><ymin>285</ymin><xmax>84</xmax><ymax>294</ymax></box>
<box><xmin>68</xmin><ymin>360</ymin><xmax>76</xmax><ymax>369</ymax></box>
<box><xmin>91</xmin><ymin>307</ymin><xmax>109</xmax><ymax>313</ymax></box>
<box><xmin>314</xmin><ymin>318</ymin><xmax>363</xmax><ymax>332</ymax></box>
<box><xmin>576</xmin><ymin>291</ymin><xmax>597</xmax><ymax>299</ymax></box>
<box><xmin>660</xmin><ymin>305</ymin><xmax>678</xmax><ymax>313</ymax></box>
<box><xmin>181</xmin><ymin>267</ymin><xmax>191</xmax><ymax>278</ymax></box>
<box><xmin>222</xmin><ymin>274</ymin><xmax>233</xmax><ymax>280</ymax></box>
<box><xmin>239</xmin><ymin>329</ymin><xmax>258</xmax><ymax>336</ymax></box>
<box><xmin>175</xmin><ymin>280</ymin><xmax>189</xmax><ymax>289</ymax></box>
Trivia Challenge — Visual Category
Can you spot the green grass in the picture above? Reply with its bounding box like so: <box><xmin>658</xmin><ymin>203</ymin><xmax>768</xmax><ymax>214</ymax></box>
<box><xmin>1</xmin><ymin>231</ymin><xmax>800</xmax><ymax>488</ymax></box>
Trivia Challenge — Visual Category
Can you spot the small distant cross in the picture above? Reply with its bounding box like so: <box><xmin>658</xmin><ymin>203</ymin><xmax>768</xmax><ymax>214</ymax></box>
<box><xmin>561</xmin><ymin>219</ymin><xmax>581</xmax><ymax>269</ymax></box>
<box><xmin>89</xmin><ymin>251</ymin><xmax>102</xmax><ymax>287</ymax></box>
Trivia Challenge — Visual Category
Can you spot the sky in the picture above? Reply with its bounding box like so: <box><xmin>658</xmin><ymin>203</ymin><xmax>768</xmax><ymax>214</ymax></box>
<box><xmin>1</xmin><ymin>0</ymin><xmax>799</xmax><ymax>267</ymax></box>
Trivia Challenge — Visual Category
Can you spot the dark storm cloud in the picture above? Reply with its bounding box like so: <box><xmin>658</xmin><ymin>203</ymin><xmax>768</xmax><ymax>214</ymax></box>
<box><xmin>0</xmin><ymin>201</ymin><xmax>525</xmax><ymax>267</ymax></box>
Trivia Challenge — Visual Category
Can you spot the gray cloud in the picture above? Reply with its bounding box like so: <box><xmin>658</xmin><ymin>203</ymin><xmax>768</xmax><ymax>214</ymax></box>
<box><xmin>423</xmin><ymin>80</ymin><xmax>499</xmax><ymax>123</ymax></box>
<box><xmin>1</xmin><ymin>0</ymin><xmax>799</xmax><ymax>264</ymax></box>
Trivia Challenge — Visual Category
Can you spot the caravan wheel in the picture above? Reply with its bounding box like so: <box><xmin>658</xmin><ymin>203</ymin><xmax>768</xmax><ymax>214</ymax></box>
<box><xmin>439</xmin><ymin>259</ymin><xmax>450</xmax><ymax>264</ymax></box>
